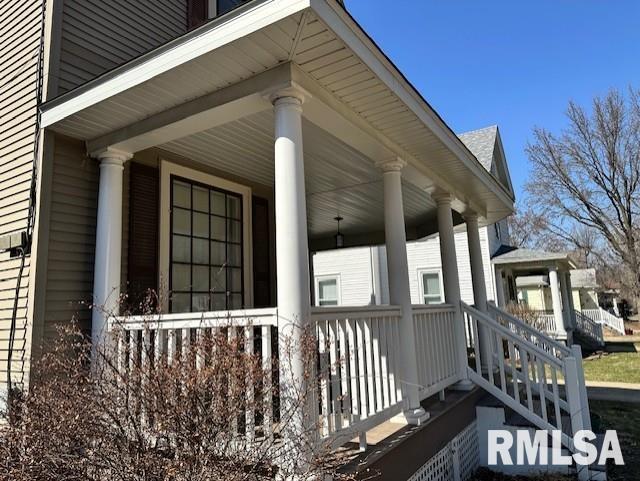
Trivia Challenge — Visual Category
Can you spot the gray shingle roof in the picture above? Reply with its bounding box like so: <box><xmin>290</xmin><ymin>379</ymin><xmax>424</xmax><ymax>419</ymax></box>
<box><xmin>491</xmin><ymin>245</ymin><xmax>575</xmax><ymax>266</ymax></box>
<box><xmin>457</xmin><ymin>125</ymin><xmax>498</xmax><ymax>172</ymax></box>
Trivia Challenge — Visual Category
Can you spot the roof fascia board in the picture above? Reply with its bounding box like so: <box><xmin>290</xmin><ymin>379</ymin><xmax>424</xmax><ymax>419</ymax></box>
<box><xmin>310</xmin><ymin>0</ymin><xmax>514</xmax><ymax>209</ymax></box>
<box><xmin>41</xmin><ymin>0</ymin><xmax>310</xmax><ymax>127</ymax></box>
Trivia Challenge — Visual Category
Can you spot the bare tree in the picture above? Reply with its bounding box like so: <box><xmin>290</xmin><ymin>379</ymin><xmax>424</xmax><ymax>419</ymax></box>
<box><xmin>525</xmin><ymin>87</ymin><xmax>640</xmax><ymax>304</ymax></box>
<box><xmin>0</xmin><ymin>298</ymin><xmax>357</xmax><ymax>480</ymax></box>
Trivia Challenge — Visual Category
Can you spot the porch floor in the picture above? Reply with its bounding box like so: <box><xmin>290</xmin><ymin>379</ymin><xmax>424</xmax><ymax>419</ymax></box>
<box><xmin>337</xmin><ymin>386</ymin><xmax>484</xmax><ymax>480</ymax></box>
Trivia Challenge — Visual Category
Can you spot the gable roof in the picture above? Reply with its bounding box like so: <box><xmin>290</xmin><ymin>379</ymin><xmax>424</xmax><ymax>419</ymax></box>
<box><xmin>570</xmin><ymin>268</ymin><xmax>599</xmax><ymax>289</ymax></box>
<box><xmin>491</xmin><ymin>245</ymin><xmax>577</xmax><ymax>269</ymax></box>
<box><xmin>458</xmin><ymin>125</ymin><xmax>515</xmax><ymax>197</ymax></box>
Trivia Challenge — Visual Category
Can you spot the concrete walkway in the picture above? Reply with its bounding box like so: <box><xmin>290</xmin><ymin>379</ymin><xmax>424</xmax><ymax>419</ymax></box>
<box><xmin>585</xmin><ymin>380</ymin><xmax>640</xmax><ymax>403</ymax></box>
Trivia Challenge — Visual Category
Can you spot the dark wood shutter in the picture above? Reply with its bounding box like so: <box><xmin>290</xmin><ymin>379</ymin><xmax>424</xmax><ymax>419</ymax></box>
<box><xmin>127</xmin><ymin>163</ymin><xmax>159</xmax><ymax>312</ymax></box>
<box><xmin>252</xmin><ymin>196</ymin><xmax>272</xmax><ymax>308</ymax></box>
<box><xmin>187</xmin><ymin>0</ymin><xmax>209</xmax><ymax>29</ymax></box>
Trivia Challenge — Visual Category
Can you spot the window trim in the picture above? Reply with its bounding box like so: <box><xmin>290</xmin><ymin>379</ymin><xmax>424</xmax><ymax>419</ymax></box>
<box><xmin>314</xmin><ymin>274</ymin><xmax>341</xmax><ymax>307</ymax></box>
<box><xmin>159</xmin><ymin>160</ymin><xmax>253</xmax><ymax>312</ymax></box>
<box><xmin>417</xmin><ymin>268</ymin><xmax>444</xmax><ymax>305</ymax></box>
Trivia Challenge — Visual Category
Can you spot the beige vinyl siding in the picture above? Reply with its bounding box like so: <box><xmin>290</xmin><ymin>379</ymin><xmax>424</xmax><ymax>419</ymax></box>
<box><xmin>44</xmin><ymin>136</ymin><xmax>98</xmax><ymax>336</ymax></box>
<box><xmin>0</xmin><ymin>0</ymin><xmax>44</xmax><ymax>397</ymax></box>
<box><xmin>57</xmin><ymin>0</ymin><xmax>187</xmax><ymax>93</ymax></box>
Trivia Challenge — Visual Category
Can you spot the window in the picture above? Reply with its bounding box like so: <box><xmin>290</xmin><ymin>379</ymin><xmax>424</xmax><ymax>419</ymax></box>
<box><xmin>420</xmin><ymin>270</ymin><xmax>443</xmax><ymax>305</ymax></box>
<box><xmin>494</xmin><ymin>222</ymin><xmax>502</xmax><ymax>240</ymax></box>
<box><xmin>315</xmin><ymin>276</ymin><xmax>340</xmax><ymax>307</ymax></box>
<box><xmin>169</xmin><ymin>176</ymin><xmax>244</xmax><ymax>313</ymax></box>
<box><xmin>216</xmin><ymin>0</ymin><xmax>248</xmax><ymax>15</ymax></box>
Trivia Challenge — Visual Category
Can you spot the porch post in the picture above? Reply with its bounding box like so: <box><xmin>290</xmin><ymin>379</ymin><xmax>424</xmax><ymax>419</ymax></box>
<box><xmin>271</xmin><ymin>90</ymin><xmax>315</xmax><ymax>469</ymax></box>
<box><xmin>434</xmin><ymin>192</ymin><xmax>472</xmax><ymax>387</ymax></box>
<box><xmin>91</xmin><ymin>149</ymin><xmax>131</xmax><ymax>346</ymax></box>
<box><xmin>464</xmin><ymin>212</ymin><xmax>492</xmax><ymax>372</ymax></box>
<box><xmin>548</xmin><ymin>266</ymin><xmax>568</xmax><ymax>340</ymax></box>
<box><xmin>379</xmin><ymin>158</ymin><xmax>428</xmax><ymax>424</ymax></box>
<box><xmin>560</xmin><ymin>270</ymin><xmax>574</xmax><ymax>344</ymax></box>
<box><xmin>495</xmin><ymin>266</ymin><xmax>506</xmax><ymax>307</ymax></box>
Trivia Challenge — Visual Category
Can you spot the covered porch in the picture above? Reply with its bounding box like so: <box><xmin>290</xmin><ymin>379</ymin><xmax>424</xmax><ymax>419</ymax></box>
<box><xmin>40</xmin><ymin>0</ymin><xmax>513</xmax><ymax>456</ymax></box>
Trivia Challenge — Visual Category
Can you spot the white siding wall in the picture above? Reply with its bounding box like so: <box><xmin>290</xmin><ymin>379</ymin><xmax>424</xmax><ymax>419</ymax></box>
<box><xmin>313</xmin><ymin>247</ymin><xmax>380</xmax><ymax>306</ymax></box>
<box><xmin>57</xmin><ymin>0</ymin><xmax>187</xmax><ymax>93</ymax></box>
<box><xmin>313</xmin><ymin>225</ymin><xmax>499</xmax><ymax>308</ymax></box>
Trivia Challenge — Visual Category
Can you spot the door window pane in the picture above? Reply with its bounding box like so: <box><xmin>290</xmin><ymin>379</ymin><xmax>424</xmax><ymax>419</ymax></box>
<box><xmin>170</xmin><ymin>177</ymin><xmax>244</xmax><ymax>313</ymax></box>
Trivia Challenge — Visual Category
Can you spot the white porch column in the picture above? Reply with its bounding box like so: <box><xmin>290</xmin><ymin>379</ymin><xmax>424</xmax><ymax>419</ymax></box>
<box><xmin>464</xmin><ymin>212</ymin><xmax>488</xmax><ymax>311</ymax></box>
<box><xmin>379</xmin><ymin>159</ymin><xmax>428</xmax><ymax>424</ymax></box>
<box><xmin>464</xmin><ymin>212</ymin><xmax>492</xmax><ymax>373</ymax></box>
<box><xmin>272</xmin><ymin>91</ymin><xmax>315</xmax><ymax>470</ymax></box>
<box><xmin>434</xmin><ymin>192</ymin><xmax>471</xmax><ymax>386</ymax></box>
<box><xmin>548</xmin><ymin>266</ymin><xmax>568</xmax><ymax>340</ymax></box>
<box><xmin>91</xmin><ymin>149</ymin><xmax>131</xmax><ymax>346</ymax></box>
<box><xmin>560</xmin><ymin>270</ymin><xmax>574</xmax><ymax>344</ymax></box>
<box><xmin>495</xmin><ymin>266</ymin><xmax>506</xmax><ymax>307</ymax></box>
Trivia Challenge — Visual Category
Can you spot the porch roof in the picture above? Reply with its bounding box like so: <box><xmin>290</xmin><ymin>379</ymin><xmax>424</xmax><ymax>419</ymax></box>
<box><xmin>492</xmin><ymin>245</ymin><xmax>577</xmax><ymax>270</ymax></box>
<box><xmin>40</xmin><ymin>0</ymin><xmax>514</xmax><ymax>238</ymax></box>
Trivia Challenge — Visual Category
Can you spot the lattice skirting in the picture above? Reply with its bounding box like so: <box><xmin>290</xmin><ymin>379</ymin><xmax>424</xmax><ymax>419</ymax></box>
<box><xmin>408</xmin><ymin>421</ymin><xmax>479</xmax><ymax>481</ymax></box>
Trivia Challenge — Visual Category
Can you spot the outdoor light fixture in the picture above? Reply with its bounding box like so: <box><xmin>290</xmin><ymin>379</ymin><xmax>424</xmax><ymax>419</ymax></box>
<box><xmin>334</xmin><ymin>216</ymin><xmax>344</xmax><ymax>248</ymax></box>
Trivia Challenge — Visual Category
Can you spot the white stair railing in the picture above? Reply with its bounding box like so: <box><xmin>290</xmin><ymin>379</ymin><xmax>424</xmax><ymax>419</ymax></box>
<box><xmin>462</xmin><ymin>302</ymin><xmax>591</xmax><ymax>454</ymax></box>
<box><xmin>582</xmin><ymin>308</ymin><xmax>625</xmax><ymax>335</ymax></box>
<box><xmin>574</xmin><ymin>310</ymin><xmax>605</xmax><ymax>346</ymax></box>
<box><xmin>487</xmin><ymin>303</ymin><xmax>571</xmax><ymax>360</ymax></box>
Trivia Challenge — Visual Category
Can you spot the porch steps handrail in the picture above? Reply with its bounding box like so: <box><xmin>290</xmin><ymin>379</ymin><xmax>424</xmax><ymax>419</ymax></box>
<box><xmin>581</xmin><ymin>307</ymin><xmax>625</xmax><ymax>335</ymax></box>
<box><xmin>487</xmin><ymin>302</ymin><xmax>571</xmax><ymax>358</ymax></box>
<box><xmin>574</xmin><ymin>310</ymin><xmax>605</xmax><ymax>346</ymax></box>
<box><xmin>462</xmin><ymin>301</ymin><xmax>591</xmax><ymax>459</ymax></box>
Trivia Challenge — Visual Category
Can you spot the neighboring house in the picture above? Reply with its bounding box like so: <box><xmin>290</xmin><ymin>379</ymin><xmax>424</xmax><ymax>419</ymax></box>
<box><xmin>1</xmin><ymin>1</ymin><xmax>598</xmax><ymax>479</ymax></box>
<box><xmin>314</xmin><ymin>125</ymin><xmax>511</xmax><ymax>310</ymax></box>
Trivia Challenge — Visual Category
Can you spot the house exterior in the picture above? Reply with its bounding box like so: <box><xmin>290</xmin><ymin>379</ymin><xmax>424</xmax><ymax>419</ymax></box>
<box><xmin>2</xmin><ymin>1</ymin><xmax>598</xmax><ymax>479</ymax></box>
<box><xmin>313</xmin><ymin>126</ymin><xmax>511</xmax><ymax>311</ymax></box>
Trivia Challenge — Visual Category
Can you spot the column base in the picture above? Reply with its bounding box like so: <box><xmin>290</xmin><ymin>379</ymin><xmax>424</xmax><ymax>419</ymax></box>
<box><xmin>451</xmin><ymin>379</ymin><xmax>475</xmax><ymax>391</ymax></box>
<box><xmin>390</xmin><ymin>407</ymin><xmax>430</xmax><ymax>426</ymax></box>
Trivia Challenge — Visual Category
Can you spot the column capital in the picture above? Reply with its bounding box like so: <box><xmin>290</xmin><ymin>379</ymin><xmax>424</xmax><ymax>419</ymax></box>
<box><xmin>92</xmin><ymin>147</ymin><xmax>133</xmax><ymax>165</ymax></box>
<box><xmin>432</xmin><ymin>190</ymin><xmax>454</xmax><ymax>205</ymax></box>
<box><xmin>267</xmin><ymin>82</ymin><xmax>311</xmax><ymax>106</ymax></box>
<box><xmin>376</xmin><ymin>158</ymin><xmax>406</xmax><ymax>173</ymax></box>
<box><xmin>462</xmin><ymin>210</ymin><xmax>480</xmax><ymax>223</ymax></box>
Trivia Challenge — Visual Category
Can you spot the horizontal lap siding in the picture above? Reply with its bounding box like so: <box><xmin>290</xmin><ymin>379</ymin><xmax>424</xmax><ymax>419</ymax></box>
<box><xmin>44</xmin><ymin>137</ymin><xmax>98</xmax><ymax>336</ymax></box>
<box><xmin>313</xmin><ymin>247</ymin><xmax>376</xmax><ymax>306</ymax></box>
<box><xmin>0</xmin><ymin>0</ymin><xmax>43</xmax><ymax>395</ymax></box>
<box><xmin>57</xmin><ymin>0</ymin><xmax>187</xmax><ymax>93</ymax></box>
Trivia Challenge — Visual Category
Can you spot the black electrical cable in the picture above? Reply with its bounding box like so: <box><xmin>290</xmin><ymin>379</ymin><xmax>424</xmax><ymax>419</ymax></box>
<box><xmin>6</xmin><ymin>0</ymin><xmax>47</xmax><ymax>398</ymax></box>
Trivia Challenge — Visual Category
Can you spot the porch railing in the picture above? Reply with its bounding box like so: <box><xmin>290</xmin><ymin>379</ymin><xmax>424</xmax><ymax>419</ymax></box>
<box><xmin>574</xmin><ymin>310</ymin><xmax>605</xmax><ymax>345</ymax></box>
<box><xmin>581</xmin><ymin>308</ymin><xmax>625</xmax><ymax>335</ymax></box>
<box><xmin>412</xmin><ymin>304</ymin><xmax>460</xmax><ymax>399</ymax></box>
<box><xmin>313</xmin><ymin>306</ymin><xmax>404</xmax><ymax>447</ymax></box>
<box><xmin>463</xmin><ymin>302</ymin><xmax>591</xmax><ymax>454</ymax></box>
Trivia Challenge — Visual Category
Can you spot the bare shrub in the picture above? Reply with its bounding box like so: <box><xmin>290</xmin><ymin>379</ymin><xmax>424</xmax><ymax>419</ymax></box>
<box><xmin>505</xmin><ymin>302</ymin><xmax>550</xmax><ymax>332</ymax></box>
<box><xmin>0</xmin><ymin>301</ymin><xmax>356</xmax><ymax>480</ymax></box>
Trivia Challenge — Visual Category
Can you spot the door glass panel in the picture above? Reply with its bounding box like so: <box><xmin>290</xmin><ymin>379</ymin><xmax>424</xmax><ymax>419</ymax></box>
<box><xmin>170</xmin><ymin>177</ymin><xmax>244</xmax><ymax>313</ymax></box>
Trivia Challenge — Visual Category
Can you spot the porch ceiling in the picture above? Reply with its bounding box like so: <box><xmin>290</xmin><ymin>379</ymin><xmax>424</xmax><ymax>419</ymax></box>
<box><xmin>158</xmin><ymin>109</ymin><xmax>437</xmax><ymax>245</ymax></box>
<box><xmin>41</xmin><ymin>0</ymin><xmax>514</xmax><ymax>228</ymax></box>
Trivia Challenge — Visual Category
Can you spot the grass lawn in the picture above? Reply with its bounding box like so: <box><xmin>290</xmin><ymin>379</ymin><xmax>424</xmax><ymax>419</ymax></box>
<box><xmin>582</xmin><ymin>342</ymin><xmax>640</xmax><ymax>384</ymax></box>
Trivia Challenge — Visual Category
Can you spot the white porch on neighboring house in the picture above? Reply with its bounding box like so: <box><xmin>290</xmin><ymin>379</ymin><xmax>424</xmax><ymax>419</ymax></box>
<box><xmin>40</xmin><ymin>0</ymin><xmax>513</xmax><ymax>456</ymax></box>
<box><xmin>490</xmin><ymin>247</ymin><xmax>609</xmax><ymax>345</ymax></box>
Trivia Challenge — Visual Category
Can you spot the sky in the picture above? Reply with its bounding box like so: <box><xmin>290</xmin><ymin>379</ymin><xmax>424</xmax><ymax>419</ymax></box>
<box><xmin>344</xmin><ymin>0</ymin><xmax>640</xmax><ymax>201</ymax></box>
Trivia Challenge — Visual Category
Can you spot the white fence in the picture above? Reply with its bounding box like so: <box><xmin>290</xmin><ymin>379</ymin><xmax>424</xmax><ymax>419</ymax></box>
<box><xmin>582</xmin><ymin>308</ymin><xmax>625</xmax><ymax>335</ymax></box>
<box><xmin>412</xmin><ymin>305</ymin><xmax>461</xmax><ymax>399</ymax></box>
